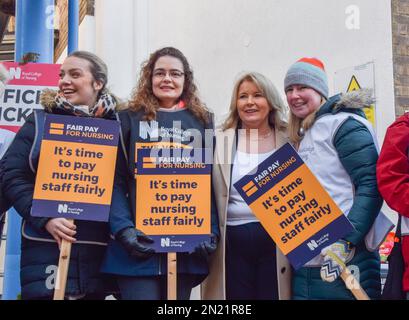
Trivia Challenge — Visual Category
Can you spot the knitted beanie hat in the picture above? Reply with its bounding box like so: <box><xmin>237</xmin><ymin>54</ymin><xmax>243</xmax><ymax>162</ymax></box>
<box><xmin>284</xmin><ymin>57</ymin><xmax>328</xmax><ymax>99</ymax></box>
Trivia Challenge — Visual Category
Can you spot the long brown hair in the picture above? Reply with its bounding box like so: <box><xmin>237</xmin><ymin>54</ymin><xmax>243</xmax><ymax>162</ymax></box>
<box><xmin>129</xmin><ymin>47</ymin><xmax>209</xmax><ymax>124</ymax></box>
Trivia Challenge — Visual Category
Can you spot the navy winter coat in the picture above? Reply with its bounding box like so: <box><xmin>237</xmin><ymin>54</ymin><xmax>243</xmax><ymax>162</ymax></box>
<box><xmin>2</xmin><ymin>99</ymin><xmax>117</xmax><ymax>299</ymax></box>
<box><xmin>101</xmin><ymin>109</ymin><xmax>219</xmax><ymax>284</ymax></box>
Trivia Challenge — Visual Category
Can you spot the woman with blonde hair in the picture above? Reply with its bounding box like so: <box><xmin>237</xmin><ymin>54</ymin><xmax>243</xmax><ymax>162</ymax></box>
<box><xmin>202</xmin><ymin>72</ymin><xmax>292</xmax><ymax>300</ymax></box>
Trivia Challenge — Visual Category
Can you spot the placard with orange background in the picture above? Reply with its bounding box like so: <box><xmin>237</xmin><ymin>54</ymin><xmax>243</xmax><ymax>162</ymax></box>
<box><xmin>234</xmin><ymin>143</ymin><xmax>354</xmax><ymax>270</ymax></box>
<box><xmin>31</xmin><ymin>114</ymin><xmax>119</xmax><ymax>222</ymax></box>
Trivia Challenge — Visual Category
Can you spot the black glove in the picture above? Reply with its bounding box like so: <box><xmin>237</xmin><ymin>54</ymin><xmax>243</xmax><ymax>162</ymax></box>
<box><xmin>192</xmin><ymin>234</ymin><xmax>218</xmax><ymax>260</ymax></box>
<box><xmin>116</xmin><ymin>227</ymin><xmax>155</xmax><ymax>259</ymax></box>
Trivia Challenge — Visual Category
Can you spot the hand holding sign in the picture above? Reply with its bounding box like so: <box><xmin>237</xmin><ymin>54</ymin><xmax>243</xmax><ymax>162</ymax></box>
<box><xmin>233</xmin><ymin>143</ymin><xmax>371</xmax><ymax>299</ymax></box>
<box><xmin>45</xmin><ymin>218</ymin><xmax>77</xmax><ymax>248</ymax></box>
<box><xmin>233</xmin><ymin>143</ymin><xmax>355</xmax><ymax>269</ymax></box>
<box><xmin>32</xmin><ymin>114</ymin><xmax>119</xmax><ymax>300</ymax></box>
<box><xmin>191</xmin><ymin>233</ymin><xmax>218</xmax><ymax>260</ymax></box>
<box><xmin>320</xmin><ymin>240</ymin><xmax>355</xmax><ymax>282</ymax></box>
<box><xmin>320</xmin><ymin>240</ymin><xmax>369</xmax><ymax>300</ymax></box>
<box><xmin>116</xmin><ymin>227</ymin><xmax>155</xmax><ymax>259</ymax></box>
<box><xmin>136</xmin><ymin>147</ymin><xmax>212</xmax><ymax>300</ymax></box>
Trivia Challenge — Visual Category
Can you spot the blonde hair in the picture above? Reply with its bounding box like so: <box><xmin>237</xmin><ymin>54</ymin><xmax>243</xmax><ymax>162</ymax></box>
<box><xmin>288</xmin><ymin>98</ymin><xmax>326</xmax><ymax>145</ymax></box>
<box><xmin>223</xmin><ymin>72</ymin><xmax>287</xmax><ymax>130</ymax></box>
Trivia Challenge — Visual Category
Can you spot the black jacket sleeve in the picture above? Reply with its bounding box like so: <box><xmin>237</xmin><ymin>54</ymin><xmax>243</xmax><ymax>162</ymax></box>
<box><xmin>2</xmin><ymin>115</ymin><xmax>49</xmax><ymax>230</ymax></box>
<box><xmin>0</xmin><ymin>156</ymin><xmax>11</xmax><ymax>213</ymax></box>
<box><xmin>109</xmin><ymin>111</ymin><xmax>135</xmax><ymax>235</ymax></box>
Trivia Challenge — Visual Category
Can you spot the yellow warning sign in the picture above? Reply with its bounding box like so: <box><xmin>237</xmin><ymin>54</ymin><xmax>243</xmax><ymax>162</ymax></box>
<box><xmin>347</xmin><ymin>75</ymin><xmax>360</xmax><ymax>91</ymax></box>
<box><xmin>347</xmin><ymin>75</ymin><xmax>375</xmax><ymax>126</ymax></box>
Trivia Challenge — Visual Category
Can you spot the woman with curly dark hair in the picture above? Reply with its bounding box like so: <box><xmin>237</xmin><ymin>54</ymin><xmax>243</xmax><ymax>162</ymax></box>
<box><xmin>129</xmin><ymin>47</ymin><xmax>209</xmax><ymax>124</ymax></box>
<box><xmin>101</xmin><ymin>47</ymin><xmax>219</xmax><ymax>300</ymax></box>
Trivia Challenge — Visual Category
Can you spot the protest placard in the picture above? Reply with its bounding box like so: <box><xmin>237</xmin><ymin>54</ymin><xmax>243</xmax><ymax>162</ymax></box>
<box><xmin>135</xmin><ymin>148</ymin><xmax>211</xmax><ymax>252</ymax></box>
<box><xmin>0</xmin><ymin>62</ymin><xmax>60</xmax><ymax>300</ymax></box>
<box><xmin>31</xmin><ymin>114</ymin><xmax>120</xmax><ymax>222</ymax></box>
<box><xmin>234</xmin><ymin>143</ymin><xmax>355</xmax><ymax>270</ymax></box>
<box><xmin>0</xmin><ymin>62</ymin><xmax>60</xmax><ymax>132</ymax></box>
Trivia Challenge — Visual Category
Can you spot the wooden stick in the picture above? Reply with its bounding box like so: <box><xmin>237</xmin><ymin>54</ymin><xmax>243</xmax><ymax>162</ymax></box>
<box><xmin>167</xmin><ymin>252</ymin><xmax>177</xmax><ymax>300</ymax></box>
<box><xmin>340</xmin><ymin>266</ymin><xmax>370</xmax><ymax>300</ymax></box>
<box><xmin>53</xmin><ymin>219</ymin><xmax>74</xmax><ymax>300</ymax></box>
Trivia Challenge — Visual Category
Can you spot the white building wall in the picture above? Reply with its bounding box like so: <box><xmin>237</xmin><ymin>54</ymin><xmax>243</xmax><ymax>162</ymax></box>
<box><xmin>79</xmin><ymin>15</ymin><xmax>96</xmax><ymax>54</ymax></box>
<box><xmin>95</xmin><ymin>0</ymin><xmax>138</xmax><ymax>100</ymax></box>
<box><xmin>90</xmin><ymin>0</ymin><xmax>396</xmax><ymax>298</ymax></box>
<box><xmin>0</xmin><ymin>0</ymin><xmax>394</xmax><ymax>299</ymax></box>
<box><xmin>93</xmin><ymin>0</ymin><xmax>394</xmax><ymax>143</ymax></box>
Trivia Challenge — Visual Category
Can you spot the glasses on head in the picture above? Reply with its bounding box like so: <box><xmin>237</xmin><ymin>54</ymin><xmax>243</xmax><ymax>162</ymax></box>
<box><xmin>153</xmin><ymin>69</ymin><xmax>184</xmax><ymax>80</ymax></box>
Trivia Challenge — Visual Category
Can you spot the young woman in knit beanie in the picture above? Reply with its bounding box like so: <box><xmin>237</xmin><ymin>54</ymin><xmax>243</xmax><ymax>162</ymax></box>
<box><xmin>284</xmin><ymin>57</ymin><xmax>383</xmax><ymax>300</ymax></box>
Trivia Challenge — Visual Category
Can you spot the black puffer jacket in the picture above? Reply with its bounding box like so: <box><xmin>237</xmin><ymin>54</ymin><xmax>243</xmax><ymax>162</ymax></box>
<box><xmin>0</xmin><ymin>157</ymin><xmax>11</xmax><ymax>214</ymax></box>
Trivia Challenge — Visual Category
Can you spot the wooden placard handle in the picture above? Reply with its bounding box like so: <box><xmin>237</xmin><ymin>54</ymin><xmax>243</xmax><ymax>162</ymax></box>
<box><xmin>167</xmin><ymin>252</ymin><xmax>177</xmax><ymax>300</ymax></box>
<box><xmin>340</xmin><ymin>266</ymin><xmax>370</xmax><ymax>300</ymax></box>
<box><xmin>53</xmin><ymin>219</ymin><xmax>74</xmax><ymax>300</ymax></box>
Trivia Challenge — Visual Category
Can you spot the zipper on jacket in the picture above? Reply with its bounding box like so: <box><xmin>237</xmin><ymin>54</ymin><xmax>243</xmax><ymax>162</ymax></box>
<box><xmin>22</xmin><ymin>220</ymin><xmax>108</xmax><ymax>246</ymax></box>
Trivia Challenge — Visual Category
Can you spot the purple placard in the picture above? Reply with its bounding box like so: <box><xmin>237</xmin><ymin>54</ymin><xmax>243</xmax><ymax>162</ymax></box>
<box><xmin>136</xmin><ymin>148</ymin><xmax>212</xmax><ymax>175</ymax></box>
<box><xmin>31</xmin><ymin>199</ymin><xmax>111</xmax><ymax>222</ymax></box>
<box><xmin>286</xmin><ymin>215</ymin><xmax>355</xmax><ymax>270</ymax></box>
<box><xmin>234</xmin><ymin>143</ymin><xmax>303</xmax><ymax>204</ymax></box>
<box><xmin>147</xmin><ymin>235</ymin><xmax>211</xmax><ymax>253</ymax></box>
<box><xmin>43</xmin><ymin>114</ymin><xmax>119</xmax><ymax>146</ymax></box>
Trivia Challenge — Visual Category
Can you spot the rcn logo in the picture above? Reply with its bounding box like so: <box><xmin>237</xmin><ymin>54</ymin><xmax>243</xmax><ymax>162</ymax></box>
<box><xmin>139</xmin><ymin>121</ymin><xmax>159</xmax><ymax>139</ymax></box>
<box><xmin>8</xmin><ymin>67</ymin><xmax>22</xmax><ymax>80</ymax></box>
<box><xmin>161</xmin><ymin>237</ymin><xmax>170</xmax><ymax>248</ymax></box>
<box><xmin>307</xmin><ymin>240</ymin><xmax>319</xmax><ymax>251</ymax></box>
<box><xmin>57</xmin><ymin>204</ymin><xmax>68</xmax><ymax>214</ymax></box>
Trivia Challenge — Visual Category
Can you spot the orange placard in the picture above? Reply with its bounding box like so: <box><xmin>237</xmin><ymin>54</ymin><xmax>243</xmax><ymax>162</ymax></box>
<box><xmin>31</xmin><ymin>114</ymin><xmax>119</xmax><ymax>222</ymax></box>
<box><xmin>234</xmin><ymin>143</ymin><xmax>354</xmax><ymax>269</ymax></box>
<box><xmin>136</xmin><ymin>174</ymin><xmax>211</xmax><ymax>235</ymax></box>
<box><xmin>33</xmin><ymin>140</ymin><xmax>117</xmax><ymax>204</ymax></box>
<box><xmin>249</xmin><ymin>164</ymin><xmax>342</xmax><ymax>255</ymax></box>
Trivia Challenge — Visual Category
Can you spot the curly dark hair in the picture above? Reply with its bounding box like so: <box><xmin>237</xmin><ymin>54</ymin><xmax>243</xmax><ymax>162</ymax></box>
<box><xmin>129</xmin><ymin>47</ymin><xmax>209</xmax><ymax>124</ymax></box>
